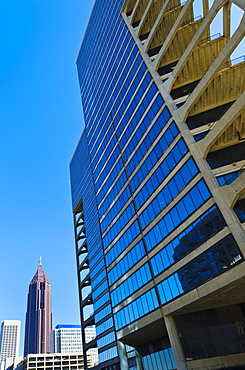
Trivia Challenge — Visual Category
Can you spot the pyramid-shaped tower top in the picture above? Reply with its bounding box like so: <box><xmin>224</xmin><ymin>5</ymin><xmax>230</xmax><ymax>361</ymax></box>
<box><xmin>30</xmin><ymin>257</ymin><xmax>50</xmax><ymax>284</ymax></box>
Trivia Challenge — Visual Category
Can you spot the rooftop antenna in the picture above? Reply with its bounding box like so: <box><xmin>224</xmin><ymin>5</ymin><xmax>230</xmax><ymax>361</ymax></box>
<box><xmin>39</xmin><ymin>256</ymin><xmax>42</xmax><ymax>265</ymax></box>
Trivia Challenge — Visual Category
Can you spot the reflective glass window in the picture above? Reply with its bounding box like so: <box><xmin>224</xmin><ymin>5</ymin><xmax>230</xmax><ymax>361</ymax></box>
<box><xmin>157</xmin><ymin>234</ymin><xmax>243</xmax><ymax>305</ymax></box>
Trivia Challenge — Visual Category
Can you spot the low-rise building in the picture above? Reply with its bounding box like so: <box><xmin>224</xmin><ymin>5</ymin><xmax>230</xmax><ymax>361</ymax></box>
<box><xmin>22</xmin><ymin>353</ymin><xmax>84</xmax><ymax>370</ymax></box>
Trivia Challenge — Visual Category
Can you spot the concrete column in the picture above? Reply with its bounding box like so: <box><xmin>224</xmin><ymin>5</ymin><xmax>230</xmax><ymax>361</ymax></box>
<box><xmin>220</xmin><ymin>171</ymin><xmax>245</xmax><ymax>208</ymax></box>
<box><xmin>118</xmin><ymin>341</ymin><xmax>129</xmax><ymax>370</ymax></box>
<box><xmin>164</xmin><ymin>0</ymin><xmax>228</xmax><ymax>92</ymax></box>
<box><xmin>164</xmin><ymin>316</ymin><xmax>188</xmax><ymax>370</ymax></box>
<box><xmin>130</xmin><ymin>0</ymin><xmax>141</xmax><ymax>25</ymax></box>
<box><xmin>197</xmin><ymin>91</ymin><xmax>245</xmax><ymax>158</ymax></box>
<box><xmin>153</xmin><ymin>0</ymin><xmax>195</xmax><ymax>70</ymax></box>
<box><xmin>144</xmin><ymin>0</ymin><xmax>172</xmax><ymax>52</ymax></box>
<box><xmin>137</xmin><ymin>0</ymin><xmax>154</xmax><ymax>37</ymax></box>
<box><xmin>178</xmin><ymin>13</ymin><xmax>245</xmax><ymax>121</ymax></box>
<box><xmin>202</xmin><ymin>0</ymin><xmax>209</xmax><ymax>17</ymax></box>
<box><xmin>223</xmin><ymin>2</ymin><xmax>231</xmax><ymax>39</ymax></box>
<box><xmin>135</xmin><ymin>349</ymin><xmax>143</xmax><ymax>370</ymax></box>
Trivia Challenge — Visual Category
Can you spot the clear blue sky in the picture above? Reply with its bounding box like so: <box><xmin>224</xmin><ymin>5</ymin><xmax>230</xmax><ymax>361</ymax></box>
<box><xmin>0</xmin><ymin>0</ymin><xmax>94</xmax><ymax>355</ymax></box>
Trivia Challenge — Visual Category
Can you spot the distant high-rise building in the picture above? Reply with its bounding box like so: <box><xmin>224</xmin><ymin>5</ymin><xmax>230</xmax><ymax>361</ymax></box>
<box><xmin>50</xmin><ymin>325</ymin><xmax>82</xmax><ymax>354</ymax></box>
<box><xmin>0</xmin><ymin>320</ymin><xmax>21</xmax><ymax>364</ymax></box>
<box><xmin>24</xmin><ymin>258</ymin><xmax>52</xmax><ymax>356</ymax></box>
<box><xmin>50</xmin><ymin>325</ymin><xmax>98</xmax><ymax>368</ymax></box>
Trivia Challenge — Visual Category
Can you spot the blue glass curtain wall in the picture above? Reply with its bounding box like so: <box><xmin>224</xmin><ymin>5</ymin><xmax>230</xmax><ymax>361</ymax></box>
<box><xmin>175</xmin><ymin>305</ymin><xmax>245</xmax><ymax>360</ymax></box>
<box><xmin>142</xmin><ymin>348</ymin><xmax>176</xmax><ymax>370</ymax></box>
<box><xmin>157</xmin><ymin>234</ymin><xmax>243</xmax><ymax>305</ymax></box>
<box><xmin>114</xmin><ymin>288</ymin><xmax>159</xmax><ymax>330</ymax></box>
<box><xmin>139</xmin><ymin>337</ymin><xmax>176</xmax><ymax>370</ymax></box>
<box><xmin>108</xmin><ymin>240</ymin><xmax>146</xmax><ymax>286</ymax></box>
<box><xmin>144</xmin><ymin>180</ymin><xmax>211</xmax><ymax>251</ymax></box>
<box><xmin>150</xmin><ymin>205</ymin><xmax>227</xmax><ymax>274</ymax></box>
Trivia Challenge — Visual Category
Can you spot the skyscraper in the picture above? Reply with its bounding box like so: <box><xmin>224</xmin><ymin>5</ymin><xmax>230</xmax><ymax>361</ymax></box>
<box><xmin>24</xmin><ymin>259</ymin><xmax>52</xmax><ymax>357</ymax></box>
<box><xmin>0</xmin><ymin>320</ymin><xmax>21</xmax><ymax>363</ymax></box>
<box><xmin>70</xmin><ymin>1</ymin><xmax>245</xmax><ymax>369</ymax></box>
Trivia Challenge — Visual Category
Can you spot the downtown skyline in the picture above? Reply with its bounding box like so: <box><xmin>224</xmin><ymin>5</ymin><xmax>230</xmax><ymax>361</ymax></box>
<box><xmin>0</xmin><ymin>0</ymin><xmax>94</xmax><ymax>355</ymax></box>
<box><xmin>0</xmin><ymin>258</ymin><xmax>83</xmax><ymax>358</ymax></box>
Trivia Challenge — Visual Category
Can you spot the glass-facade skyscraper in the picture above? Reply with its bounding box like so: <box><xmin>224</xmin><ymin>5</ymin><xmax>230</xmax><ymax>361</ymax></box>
<box><xmin>24</xmin><ymin>259</ymin><xmax>52</xmax><ymax>357</ymax></box>
<box><xmin>70</xmin><ymin>1</ymin><xmax>245</xmax><ymax>369</ymax></box>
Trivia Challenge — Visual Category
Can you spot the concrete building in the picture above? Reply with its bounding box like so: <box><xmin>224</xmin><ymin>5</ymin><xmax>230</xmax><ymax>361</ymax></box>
<box><xmin>70</xmin><ymin>0</ymin><xmax>245</xmax><ymax>369</ymax></box>
<box><xmin>24</xmin><ymin>259</ymin><xmax>52</xmax><ymax>356</ymax></box>
<box><xmin>0</xmin><ymin>321</ymin><xmax>21</xmax><ymax>366</ymax></box>
<box><xmin>50</xmin><ymin>325</ymin><xmax>98</xmax><ymax>368</ymax></box>
<box><xmin>22</xmin><ymin>353</ymin><xmax>84</xmax><ymax>370</ymax></box>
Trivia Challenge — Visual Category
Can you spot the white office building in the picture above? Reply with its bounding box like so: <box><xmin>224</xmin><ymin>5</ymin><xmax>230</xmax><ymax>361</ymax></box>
<box><xmin>0</xmin><ymin>321</ymin><xmax>21</xmax><ymax>364</ymax></box>
<box><xmin>50</xmin><ymin>325</ymin><xmax>82</xmax><ymax>353</ymax></box>
<box><xmin>50</xmin><ymin>325</ymin><xmax>98</xmax><ymax>368</ymax></box>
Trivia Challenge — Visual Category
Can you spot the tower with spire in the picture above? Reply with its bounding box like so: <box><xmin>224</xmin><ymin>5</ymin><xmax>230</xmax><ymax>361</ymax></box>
<box><xmin>24</xmin><ymin>258</ymin><xmax>52</xmax><ymax>356</ymax></box>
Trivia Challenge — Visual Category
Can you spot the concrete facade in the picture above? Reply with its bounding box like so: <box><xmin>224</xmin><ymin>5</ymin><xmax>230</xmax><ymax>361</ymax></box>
<box><xmin>22</xmin><ymin>353</ymin><xmax>84</xmax><ymax>370</ymax></box>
